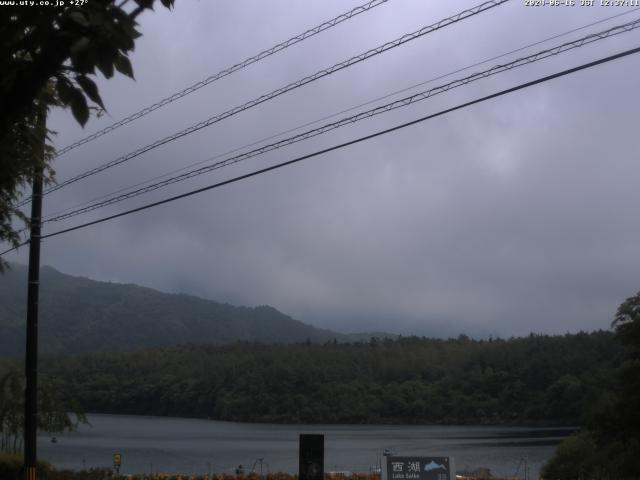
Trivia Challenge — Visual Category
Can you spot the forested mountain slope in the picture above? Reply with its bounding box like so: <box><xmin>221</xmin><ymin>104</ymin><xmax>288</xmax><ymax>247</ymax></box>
<box><xmin>0</xmin><ymin>264</ymin><xmax>343</xmax><ymax>355</ymax></box>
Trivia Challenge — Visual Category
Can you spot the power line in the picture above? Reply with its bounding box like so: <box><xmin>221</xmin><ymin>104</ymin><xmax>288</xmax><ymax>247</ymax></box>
<box><xmin>30</xmin><ymin>0</ymin><xmax>510</xmax><ymax>203</ymax></box>
<box><xmin>39</xmin><ymin>47</ymin><xmax>640</xmax><ymax>239</ymax></box>
<box><xmin>42</xmin><ymin>7</ymin><xmax>639</xmax><ymax>223</ymax></box>
<box><xmin>53</xmin><ymin>0</ymin><xmax>391</xmax><ymax>158</ymax></box>
<box><xmin>41</xmin><ymin>17</ymin><xmax>640</xmax><ymax>225</ymax></box>
<box><xmin>3</xmin><ymin>43</ymin><xmax>637</xmax><ymax>255</ymax></box>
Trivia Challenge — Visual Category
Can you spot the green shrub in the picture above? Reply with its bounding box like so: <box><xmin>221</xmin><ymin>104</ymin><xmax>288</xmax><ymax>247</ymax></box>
<box><xmin>0</xmin><ymin>452</ymin><xmax>50</xmax><ymax>480</ymax></box>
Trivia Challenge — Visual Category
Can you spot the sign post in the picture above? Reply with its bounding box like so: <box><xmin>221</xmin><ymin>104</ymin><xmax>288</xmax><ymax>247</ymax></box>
<box><xmin>383</xmin><ymin>456</ymin><xmax>455</xmax><ymax>480</ymax></box>
<box><xmin>113</xmin><ymin>453</ymin><xmax>122</xmax><ymax>476</ymax></box>
<box><xmin>299</xmin><ymin>434</ymin><xmax>324</xmax><ymax>480</ymax></box>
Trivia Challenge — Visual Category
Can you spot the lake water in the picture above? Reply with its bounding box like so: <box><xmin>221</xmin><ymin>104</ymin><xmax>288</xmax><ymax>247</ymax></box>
<box><xmin>38</xmin><ymin>414</ymin><xmax>573</xmax><ymax>479</ymax></box>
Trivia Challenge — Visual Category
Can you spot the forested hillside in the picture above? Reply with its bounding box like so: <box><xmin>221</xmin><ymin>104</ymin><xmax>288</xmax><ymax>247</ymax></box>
<box><xmin>35</xmin><ymin>331</ymin><xmax>618</xmax><ymax>425</ymax></box>
<box><xmin>0</xmin><ymin>264</ymin><xmax>344</xmax><ymax>355</ymax></box>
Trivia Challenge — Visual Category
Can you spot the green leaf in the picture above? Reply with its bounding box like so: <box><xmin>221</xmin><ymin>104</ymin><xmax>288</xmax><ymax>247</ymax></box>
<box><xmin>58</xmin><ymin>80</ymin><xmax>90</xmax><ymax>127</ymax></box>
<box><xmin>75</xmin><ymin>75</ymin><xmax>105</xmax><ymax>110</ymax></box>
<box><xmin>114</xmin><ymin>53</ymin><xmax>134</xmax><ymax>79</ymax></box>
<box><xmin>57</xmin><ymin>77</ymin><xmax>90</xmax><ymax>126</ymax></box>
<box><xmin>55</xmin><ymin>77</ymin><xmax>75</xmax><ymax>105</ymax></box>
<box><xmin>70</xmin><ymin>51</ymin><xmax>96</xmax><ymax>75</ymax></box>
<box><xmin>118</xmin><ymin>19</ymin><xmax>142</xmax><ymax>42</ymax></box>
<box><xmin>96</xmin><ymin>55</ymin><xmax>114</xmax><ymax>79</ymax></box>
<box><xmin>69</xmin><ymin>37</ymin><xmax>95</xmax><ymax>74</ymax></box>
<box><xmin>135</xmin><ymin>0</ymin><xmax>155</xmax><ymax>9</ymax></box>
<box><xmin>69</xmin><ymin>36</ymin><xmax>91</xmax><ymax>55</ymax></box>
<box><xmin>67</xmin><ymin>11</ymin><xmax>90</xmax><ymax>28</ymax></box>
<box><xmin>110</xmin><ymin>27</ymin><xmax>135</xmax><ymax>51</ymax></box>
<box><xmin>70</xmin><ymin>94</ymin><xmax>89</xmax><ymax>127</ymax></box>
<box><xmin>87</xmin><ymin>9</ymin><xmax>105</xmax><ymax>27</ymax></box>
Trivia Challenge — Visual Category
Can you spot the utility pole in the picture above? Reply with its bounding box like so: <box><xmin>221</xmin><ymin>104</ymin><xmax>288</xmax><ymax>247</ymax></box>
<box><xmin>24</xmin><ymin>108</ymin><xmax>45</xmax><ymax>480</ymax></box>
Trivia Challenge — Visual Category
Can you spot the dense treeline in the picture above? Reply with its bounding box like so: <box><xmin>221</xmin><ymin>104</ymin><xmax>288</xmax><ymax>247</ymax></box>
<box><xmin>34</xmin><ymin>331</ymin><xmax>618</xmax><ymax>425</ymax></box>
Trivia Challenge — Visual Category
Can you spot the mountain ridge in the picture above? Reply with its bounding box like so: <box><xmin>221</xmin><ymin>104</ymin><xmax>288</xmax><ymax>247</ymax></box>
<box><xmin>1</xmin><ymin>263</ymin><xmax>388</xmax><ymax>356</ymax></box>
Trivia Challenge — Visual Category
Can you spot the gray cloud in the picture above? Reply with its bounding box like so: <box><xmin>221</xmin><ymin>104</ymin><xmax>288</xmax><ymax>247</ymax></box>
<box><xmin>7</xmin><ymin>0</ymin><xmax>640</xmax><ymax>337</ymax></box>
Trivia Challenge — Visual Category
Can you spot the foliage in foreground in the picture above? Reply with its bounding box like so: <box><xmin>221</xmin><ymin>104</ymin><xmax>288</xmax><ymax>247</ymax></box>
<box><xmin>0</xmin><ymin>369</ymin><xmax>87</xmax><ymax>454</ymax></box>
<box><xmin>0</xmin><ymin>452</ymin><xmax>48</xmax><ymax>479</ymax></box>
<box><xmin>542</xmin><ymin>291</ymin><xmax>640</xmax><ymax>479</ymax></box>
<box><xmin>0</xmin><ymin>458</ymin><xmax>385</xmax><ymax>480</ymax></box>
<box><xmin>0</xmin><ymin>0</ymin><xmax>175</xmax><ymax>271</ymax></box>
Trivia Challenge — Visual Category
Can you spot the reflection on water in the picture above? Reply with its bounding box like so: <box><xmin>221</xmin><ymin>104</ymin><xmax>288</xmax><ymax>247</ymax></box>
<box><xmin>38</xmin><ymin>414</ymin><xmax>574</xmax><ymax>479</ymax></box>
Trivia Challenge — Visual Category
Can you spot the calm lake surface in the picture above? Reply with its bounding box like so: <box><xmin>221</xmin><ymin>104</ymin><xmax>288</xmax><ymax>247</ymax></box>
<box><xmin>38</xmin><ymin>414</ymin><xmax>574</xmax><ymax>479</ymax></box>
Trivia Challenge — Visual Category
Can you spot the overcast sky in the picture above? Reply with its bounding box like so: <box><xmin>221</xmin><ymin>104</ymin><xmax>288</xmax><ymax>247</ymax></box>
<box><xmin>7</xmin><ymin>0</ymin><xmax>640</xmax><ymax>337</ymax></box>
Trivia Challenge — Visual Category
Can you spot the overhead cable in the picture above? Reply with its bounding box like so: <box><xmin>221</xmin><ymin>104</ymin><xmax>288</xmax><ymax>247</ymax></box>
<box><xmin>32</xmin><ymin>0</ymin><xmax>510</xmax><ymax>202</ymax></box>
<box><xmin>2</xmin><ymin>42</ymin><xmax>637</xmax><ymax>256</ymax></box>
<box><xmin>41</xmin><ymin>17</ymin><xmax>640</xmax><ymax>224</ymax></box>
<box><xmin>54</xmin><ymin>0</ymin><xmax>392</xmax><ymax>158</ymax></box>
<box><xmin>42</xmin><ymin>7</ymin><xmax>639</xmax><ymax>222</ymax></box>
